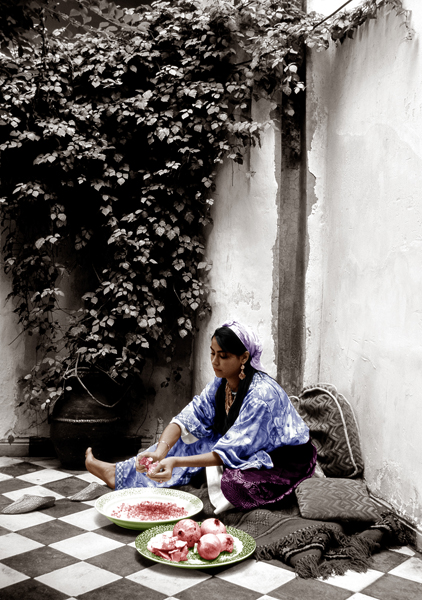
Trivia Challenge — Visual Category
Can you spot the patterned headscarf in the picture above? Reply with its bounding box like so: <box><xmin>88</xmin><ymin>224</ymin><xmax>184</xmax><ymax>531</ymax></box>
<box><xmin>221</xmin><ymin>319</ymin><xmax>266</xmax><ymax>372</ymax></box>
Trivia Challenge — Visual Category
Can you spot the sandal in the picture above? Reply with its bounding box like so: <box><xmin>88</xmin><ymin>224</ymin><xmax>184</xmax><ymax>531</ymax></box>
<box><xmin>2</xmin><ymin>494</ymin><xmax>56</xmax><ymax>514</ymax></box>
<box><xmin>68</xmin><ymin>482</ymin><xmax>108</xmax><ymax>502</ymax></box>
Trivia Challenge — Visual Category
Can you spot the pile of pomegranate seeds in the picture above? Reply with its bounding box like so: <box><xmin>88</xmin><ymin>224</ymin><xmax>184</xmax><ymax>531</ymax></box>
<box><xmin>111</xmin><ymin>500</ymin><xmax>188</xmax><ymax>521</ymax></box>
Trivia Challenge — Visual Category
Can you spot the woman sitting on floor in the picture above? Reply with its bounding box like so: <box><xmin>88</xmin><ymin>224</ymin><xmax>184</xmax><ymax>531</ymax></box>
<box><xmin>86</xmin><ymin>319</ymin><xmax>317</xmax><ymax>512</ymax></box>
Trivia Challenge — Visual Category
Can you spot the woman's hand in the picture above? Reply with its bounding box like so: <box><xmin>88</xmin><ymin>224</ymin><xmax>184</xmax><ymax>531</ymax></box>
<box><xmin>136</xmin><ymin>423</ymin><xmax>182</xmax><ymax>473</ymax></box>
<box><xmin>147</xmin><ymin>457</ymin><xmax>176</xmax><ymax>483</ymax></box>
<box><xmin>135</xmin><ymin>449</ymin><xmax>166</xmax><ymax>473</ymax></box>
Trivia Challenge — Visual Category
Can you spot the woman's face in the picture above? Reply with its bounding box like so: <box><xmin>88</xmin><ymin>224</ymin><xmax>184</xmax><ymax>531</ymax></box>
<box><xmin>210</xmin><ymin>336</ymin><xmax>249</xmax><ymax>381</ymax></box>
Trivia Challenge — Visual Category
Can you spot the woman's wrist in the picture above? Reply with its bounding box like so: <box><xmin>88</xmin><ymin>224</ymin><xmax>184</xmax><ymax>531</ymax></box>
<box><xmin>157</xmin><ymin>440</ymin><xmax>171</xmax><ymax>451</ymax></box>
<box><xmin>156</xmin><ymin>440</ymin><xmax>171</xmax><ymax>459</ymax></box>
<box><xmin>155</xmin><ymin>448</ymin><xmax>167</xmax><ymax>460</ymax></box>
<box><xmin>164</xmin><ymin>452</ymin><xmax>221</xmax><ymax>469</ymax></box>
<box><xmin>169</xmin><ymin>456</ymin><xmax>180</xmax><ymax>468</ymax></box>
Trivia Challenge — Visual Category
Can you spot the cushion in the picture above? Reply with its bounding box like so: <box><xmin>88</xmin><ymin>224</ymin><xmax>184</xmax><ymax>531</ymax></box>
<box><xmin>290</xmin><ymin>383</ymin><xmax>364</xmax><ymax>478</ymax></box>
<box><xmin>295</xmin><ymin>477</ymin><xmax>381</xmax><ymax>522</ymax></box>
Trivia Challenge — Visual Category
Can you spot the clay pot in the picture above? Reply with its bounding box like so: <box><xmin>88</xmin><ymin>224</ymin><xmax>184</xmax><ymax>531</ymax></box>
<box><xmin>50</xmin><ymin>369</ymin><xmax>124</xmax><ymax>468</ymax></box>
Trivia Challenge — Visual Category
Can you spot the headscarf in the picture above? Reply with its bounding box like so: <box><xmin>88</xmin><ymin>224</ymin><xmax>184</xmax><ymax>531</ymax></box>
<box><xmin>221</xmin><ymin>319</ymin><xmax>266</xmax><ymax>372</ymax></box>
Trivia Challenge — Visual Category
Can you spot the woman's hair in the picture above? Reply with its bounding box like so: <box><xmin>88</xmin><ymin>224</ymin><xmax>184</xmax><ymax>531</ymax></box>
<box><xmin>212</xmin><ymin>326</ymin><xmax>261</xmax><ymax>435</ymax></box>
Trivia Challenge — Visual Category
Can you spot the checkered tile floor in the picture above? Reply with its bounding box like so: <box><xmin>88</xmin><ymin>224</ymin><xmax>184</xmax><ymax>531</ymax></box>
<box><xmin>0</xmin><ymin>457</ymin><xmax>421</xmax><ymax>600</ymax></box>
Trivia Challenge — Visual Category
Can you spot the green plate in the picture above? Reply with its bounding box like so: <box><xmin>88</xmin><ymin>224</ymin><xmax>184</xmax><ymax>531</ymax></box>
<box><xmin>135</xmin><ymin>523</ymin><xmax>256</xmax><ymax>568</ymax></box>
<box><xmin>95</xmin><ymin>488</ymin><xmax>203</xmax><ymax>530</ymax></box>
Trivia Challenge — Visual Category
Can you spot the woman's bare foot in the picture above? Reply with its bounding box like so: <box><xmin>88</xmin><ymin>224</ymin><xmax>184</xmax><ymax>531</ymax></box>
<box><xmin>85</xmin><ymin>447</ymin><xmax>116</xmax><ymax>489</ymax></box>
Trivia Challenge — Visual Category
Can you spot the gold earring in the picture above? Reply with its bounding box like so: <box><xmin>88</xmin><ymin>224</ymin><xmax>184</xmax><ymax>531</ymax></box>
<box><xmin>239</xmin><ymin>364</ymin><xmax>246</xmax><ymax>380</ymax></box>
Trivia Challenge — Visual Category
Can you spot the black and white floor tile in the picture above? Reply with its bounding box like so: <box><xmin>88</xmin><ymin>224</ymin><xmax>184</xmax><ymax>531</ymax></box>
<box><xmin>0</xmin><ymin>456</ymin><xmax>421</xmax><ymax>600</ymax></box>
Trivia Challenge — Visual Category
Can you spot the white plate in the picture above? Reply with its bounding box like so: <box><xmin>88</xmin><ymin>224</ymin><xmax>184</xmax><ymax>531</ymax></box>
<box><xmin>95</xmin><ymin>488</ymin><xmax>203</xmax><ymax>530</ymax></box>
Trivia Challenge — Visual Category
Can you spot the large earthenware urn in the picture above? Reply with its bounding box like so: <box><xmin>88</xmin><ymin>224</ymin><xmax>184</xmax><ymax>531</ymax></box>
<box><xmin>50</xmin><ymin>368</ymin><xmax>123</xmax><ymax>468</ymax></box>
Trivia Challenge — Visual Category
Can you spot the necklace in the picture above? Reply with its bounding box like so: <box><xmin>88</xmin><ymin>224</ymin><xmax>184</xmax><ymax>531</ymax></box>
<box><xmin>225</xmin><ymin>382</ymin><xmax>237</xmax><ymax>414</ymax></box>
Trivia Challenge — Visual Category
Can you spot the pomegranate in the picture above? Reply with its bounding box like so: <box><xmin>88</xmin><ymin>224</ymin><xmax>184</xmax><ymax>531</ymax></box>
<box><xmin>148</xmin><ymin>532</ymin><xmax>189</xmax><ymax>562</ymax></box>
<box><xmin>216</xmin><ymin>533</ymin><xmax>234</xmax><ymax>553</ymax></box>
<box><xmin>173</xmin><ymin>519</ymin><xmax>201</xmax><ymax>548</ymax></box>
<box><xmin>197</xmin><ymin>533</ymin><xmax>222</xmax><ymax>560</ymax></box>
<box><xmin>138</xmin><ymin>455</ymin><xmax>153</xmax><ymax>468</ymax></box>
<box><xmin>200</xmin><ymin>518</ymin><xmax>226</xmax><ymax>536</ymax></box>
<box><xmin>138</xmin><ymin>455</ymin><xmax>160</xmax><ymax>475</ymax></box>
<box><xmin>169</xmin><ymin>544</ymin><xmax>189</xmax><ymax>562</ymax></box>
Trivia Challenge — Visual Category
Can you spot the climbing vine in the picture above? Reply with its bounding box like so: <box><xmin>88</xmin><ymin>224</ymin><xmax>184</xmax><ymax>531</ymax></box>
<box><xmin>0</xmin><ymin>0</ymin><xmax>412</xmax><ymax>411</ymax></box>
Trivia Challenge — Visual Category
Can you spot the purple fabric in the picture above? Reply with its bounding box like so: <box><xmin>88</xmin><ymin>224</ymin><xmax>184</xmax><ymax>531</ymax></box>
<box><xmin>222</xmin><ymin>319</ymin><xmax>266</xmax><ymax>372</ymax></box>
<box><xmin>220</xmin><ymin>440</ymin><xmax>317</xmax><ymax>510</ymax></box>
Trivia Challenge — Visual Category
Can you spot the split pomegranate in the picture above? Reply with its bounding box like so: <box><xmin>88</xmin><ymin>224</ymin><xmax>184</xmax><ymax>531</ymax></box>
<box><xmin>138</xmin><ymin>455</ymin><xmax>153</xmax><ymax>468</ymax></box>
<box><xmin>173</xmin><ymin>518</ymin><xmax>201</xmax><ymax>547</ymax></box>
<box><xmin>138</xmin><ymin>455</ymin><xmax>160</xmax><ymax>475</ymax></box>
<box><xmin>200</xmin><ymin>517</ymin><xmax>227</xmax><ymax>536</ymax></box>
<box><xmin>197</xmin><ymin>533</ymin><xmax>222</xmax><ymax>560</ymax></box>
<box><xmin>148</xmin><ymin>532</ymin><xmax>189</xmax><ymax>562</ymax></box>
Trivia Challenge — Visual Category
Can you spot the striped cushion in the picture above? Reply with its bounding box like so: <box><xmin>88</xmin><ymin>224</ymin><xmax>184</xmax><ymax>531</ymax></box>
<box><xmin>295</xmin><ymin>478</ymin><xmax>381</xmax><ymax>522</ymax></box>
<box><xmin>290</xmin><ymin>383</ymin><xmax>364</xmax><ymax>478</ymax></box>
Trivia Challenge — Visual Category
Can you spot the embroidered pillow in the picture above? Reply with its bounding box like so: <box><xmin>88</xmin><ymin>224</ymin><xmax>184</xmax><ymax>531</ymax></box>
<box><xmin>295</xmin><ymin>478</ymin><xmax>381</xmax><ymax>522</ymax></box>
<box><xmin>290</xmin><ymin>383</ymin><xmax>364</xmax><ymax>478</ymax></box>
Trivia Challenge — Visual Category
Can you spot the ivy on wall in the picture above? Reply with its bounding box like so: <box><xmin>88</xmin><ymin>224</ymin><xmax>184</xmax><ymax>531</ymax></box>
<box><xmin>0</xmin><ymin>0</ymin><xmax>412</xmax><ymax>411</ymax></box>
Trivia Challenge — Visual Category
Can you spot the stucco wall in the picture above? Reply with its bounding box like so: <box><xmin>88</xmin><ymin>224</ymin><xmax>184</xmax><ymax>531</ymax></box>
<box><xmin>193</xmin><ymin>99</ymin><xmax>280</xmax><ymax>395</ymax></box>
<box><xmin>306</xmin><ymin>0</ymin><xmax>422</xmax><ymax>529</ymax></box>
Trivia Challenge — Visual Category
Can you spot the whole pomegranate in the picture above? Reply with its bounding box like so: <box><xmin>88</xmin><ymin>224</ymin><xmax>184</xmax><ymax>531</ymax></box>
<box><xmin>172</xmin><ymin>519</ymin><xmax>201</xmax><ymax>548</ymax></box>
<box><xmin>197</xmin><ymin>533</ymin><xmax>222</xmax><ymax>560</ymax></box>
<box><xmin>200</xmin><ymin>518</ymin><xmax>226</xmax><ymax>536</ymax></box>
<box><xmin>216</xmin><ymin>533</ymin><xmax>234</xmax><ymax>553</ymax></box>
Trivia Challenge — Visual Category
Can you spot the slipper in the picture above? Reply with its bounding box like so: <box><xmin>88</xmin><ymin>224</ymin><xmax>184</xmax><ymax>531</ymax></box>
<box><xmin>2</xmin><ymin>494</ymin><xmax>56</xmax><ymax>514</ymax></box>
<box><xmin>68</xmin><ymin>482</ymin><xmax>108</xmax><ymax>502</ymax></box>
